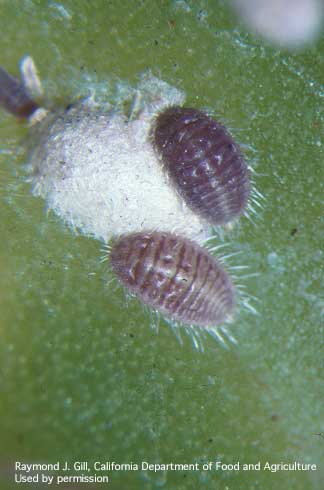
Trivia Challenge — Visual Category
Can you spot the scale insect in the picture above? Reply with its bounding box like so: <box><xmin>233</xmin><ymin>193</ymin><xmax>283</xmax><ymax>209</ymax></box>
<box><xmin>0</xmin><ymin>56</ymin><xmax>257</xmax><ymax>348</ymax></box>
<box><xmin>110</xmin><ymin>231</ymin><xmax>236</xmax><ymax>328</ymax></box>
<box><xmin>152</xmin><ymin>106</ymin><xmax>251</xmax><ymax>226</ymax></box>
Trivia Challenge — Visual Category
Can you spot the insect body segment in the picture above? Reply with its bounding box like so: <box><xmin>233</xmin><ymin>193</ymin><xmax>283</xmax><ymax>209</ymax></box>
<box><xmin>153</xmin><ymin>106</ymin><xmax>250</xmax><ymax>226</ymax></box>
<box><xmin>110</xmin><ymin>231</ymin><xmax>235</xmax><ymax>327</ymax></box>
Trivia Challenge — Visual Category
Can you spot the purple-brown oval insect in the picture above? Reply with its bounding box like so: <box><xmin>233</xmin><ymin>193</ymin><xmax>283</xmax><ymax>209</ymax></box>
<box><xmin>152</xmin><ymin>106</ymin><xmax>250</xmax><ymax>225</ymax></box>
<box><xmin>110</xmin><ymin>231</ymin><xmax>235</xmax><ymax>327</ymax></box>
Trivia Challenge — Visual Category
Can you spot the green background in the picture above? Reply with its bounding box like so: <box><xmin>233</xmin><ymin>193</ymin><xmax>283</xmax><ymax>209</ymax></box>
<box><xmin>0</xmin><ymin>1</ymin><xmax>323</xmax><ymax>489</ymax></box>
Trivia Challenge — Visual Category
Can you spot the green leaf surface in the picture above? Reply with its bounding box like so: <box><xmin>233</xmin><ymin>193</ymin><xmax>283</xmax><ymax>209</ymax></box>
<box><xmin>0</xmin><ymin>1</ymin><xmax>323</xmax><ymax>489</ymax></box>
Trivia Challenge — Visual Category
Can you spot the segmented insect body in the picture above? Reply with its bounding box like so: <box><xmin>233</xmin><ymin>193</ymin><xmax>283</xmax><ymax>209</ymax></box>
<box><xmin>153</xmin><ymin>106</ymin><xmax>250</xmax><ymax>225</ymax></box>
<box><xmin>110</xmin><ymin>231</ymin><xmax>235</xmax><ymax>327</ymax></box>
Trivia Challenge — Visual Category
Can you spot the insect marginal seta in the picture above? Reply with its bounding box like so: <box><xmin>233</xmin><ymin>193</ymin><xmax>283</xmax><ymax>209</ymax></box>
<box><xmin>152</xmin><ymin>106</ymin><xmax>251</xmax><ymax>226</ymax></box>
<box><xmin>110</xmin><ymin>230</ymin><xmax>236</xmax><ymax>328</ymax></box>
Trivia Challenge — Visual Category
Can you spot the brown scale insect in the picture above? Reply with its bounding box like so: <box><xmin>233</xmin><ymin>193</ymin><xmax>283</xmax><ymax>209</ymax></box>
<box><xmin>110</xmin><ymin>231</ymin><xmax>235</xmax><ymax>327</ymax></box>
<box><xmin>152</xmin><ymin>106</ymin><xmax>251</xmax><ymax>226</ymax></box>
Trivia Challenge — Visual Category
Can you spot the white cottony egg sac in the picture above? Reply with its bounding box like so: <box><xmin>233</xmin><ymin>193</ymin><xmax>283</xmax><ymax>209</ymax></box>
<box><xmin>28</xmin><ymin>75</ymin><xmax>211</xmax><ymax>244</ymax></box>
